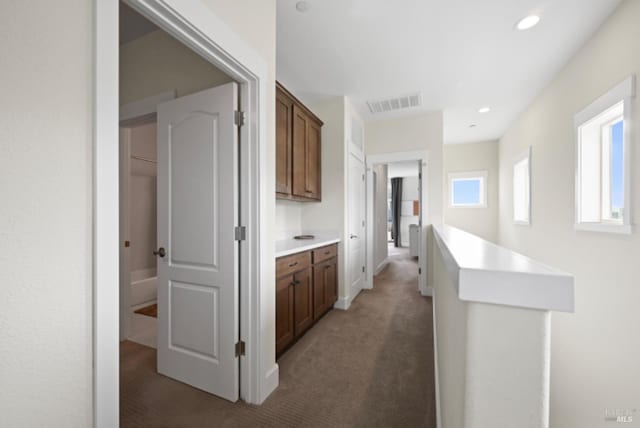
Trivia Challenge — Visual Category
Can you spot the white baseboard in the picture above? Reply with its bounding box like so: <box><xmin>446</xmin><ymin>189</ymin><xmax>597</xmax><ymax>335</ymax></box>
<box><xmin>374</xmin><ymin>260</ymin><xmax>388</xmax><ymax>275</ymax></box>
<box><xmin>259</xmin><ymin>364</ymin><xmax>279</xmax><ymax>404</ymax></box>
<box><xmin>334</xmin><ymin>295</ymin><xmax>351</xmax><ymax>310</ymax></box>
<box><xmin>420</xmin><ymin>286</ymin><xmax>433</xmax><ymax>297</ymax></box>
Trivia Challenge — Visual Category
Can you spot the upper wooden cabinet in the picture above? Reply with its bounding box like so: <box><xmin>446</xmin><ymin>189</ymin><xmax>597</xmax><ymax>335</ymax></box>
<box><xmin>276</xmin><ymin>82</ymin><xmax>323</xmax><ymax>201</ymax></box>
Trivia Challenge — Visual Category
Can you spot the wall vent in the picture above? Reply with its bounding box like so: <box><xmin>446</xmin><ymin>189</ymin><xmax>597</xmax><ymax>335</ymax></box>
<box><xmin>367</xmin><ymin>93</ymin><xmax>422</xmax><ymax>114</ymax></box>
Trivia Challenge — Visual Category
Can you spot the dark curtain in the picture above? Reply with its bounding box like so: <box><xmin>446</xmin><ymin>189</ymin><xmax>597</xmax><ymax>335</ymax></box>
<box><xmin>391</xmin><ymin>177</ymin><xmax>403</xmax><ymax>247</ymax></box>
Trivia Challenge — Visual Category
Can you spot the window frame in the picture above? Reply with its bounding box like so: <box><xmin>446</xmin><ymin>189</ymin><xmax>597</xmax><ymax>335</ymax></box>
<box><xmin>513</xmin><ymin>147</ymin><xmax>531</xmax><ymax>226</ymax></box>
<box><xmin>574</xmin><ymin>75</ymin><xmax>635</xmax><ymax>235</ymax></box>
<box><xmin>448</xmin><ymin>170</ymin><xmax>488</xmax><ymax>208</ymax></box>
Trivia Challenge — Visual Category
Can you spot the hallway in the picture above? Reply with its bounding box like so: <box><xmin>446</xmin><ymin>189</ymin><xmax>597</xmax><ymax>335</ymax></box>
<box><xmin>121</xmin><ymin>253</ymin><xmax>436</xmax><ymax>427</ymax></box>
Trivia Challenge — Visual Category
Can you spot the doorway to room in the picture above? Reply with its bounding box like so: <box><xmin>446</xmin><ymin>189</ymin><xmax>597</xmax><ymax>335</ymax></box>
<box><xmin>118</xmin><ymin>1</ymin><xmax>243</xmax><ymax>402</ymax></box>
<box><xmin>366</xmin><ymin>151</ymin><xmax>429</xmax><ymax>296</ymax></box>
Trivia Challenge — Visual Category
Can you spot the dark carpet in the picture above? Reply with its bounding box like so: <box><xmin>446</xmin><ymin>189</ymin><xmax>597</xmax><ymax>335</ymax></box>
<box><xmin>121</xmin><ymin>253</ymin><xmax>436</xmax><ymax>427</ymax></box>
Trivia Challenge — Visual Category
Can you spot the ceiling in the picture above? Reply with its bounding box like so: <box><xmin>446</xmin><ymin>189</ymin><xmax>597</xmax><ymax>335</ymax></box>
<box><xmin>387</xmin><ymin>161</ymin><xmax>420</xmax><ymax>179</ymax></box>
<box><xmin>276</xmin><ymin>0</ymin><xmax>622</xmax><ymax>144</ymax></box>
<box><xmin>120</xmin><ymin>3</ymin><xmax>158</xmax><ymax>45</ymax></box>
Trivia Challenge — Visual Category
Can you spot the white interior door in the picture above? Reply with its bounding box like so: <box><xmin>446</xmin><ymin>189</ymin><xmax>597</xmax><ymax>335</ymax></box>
<box><xmin>348</xmin><ymin>153</ymin><xmax>366</xmax><ymax>297</ymax></box>
<box><xmin>156</xmin><ymin>82</ymin><xmax>239</xmax><ymax>401</ymax></box>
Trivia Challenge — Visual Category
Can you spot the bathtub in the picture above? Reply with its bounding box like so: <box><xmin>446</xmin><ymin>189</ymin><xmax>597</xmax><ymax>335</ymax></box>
<box><xmin>130</xmin><ymin>268</ymin><xmax>157</xmax><ymax>307</ymax></box>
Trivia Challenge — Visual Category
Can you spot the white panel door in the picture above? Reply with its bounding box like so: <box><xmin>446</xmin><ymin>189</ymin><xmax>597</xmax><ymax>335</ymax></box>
<box><xmin>348</xmin><ymin>153</ymin><xmax>366</xmax><ymax>297</ymax></box>
<box><xmin>156</xmin><ymin>83</ymin><xmax>239</xmax><ymax>401</ymax></box>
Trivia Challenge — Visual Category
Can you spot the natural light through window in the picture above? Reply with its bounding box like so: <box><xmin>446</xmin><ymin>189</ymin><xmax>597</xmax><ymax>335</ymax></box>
<box><xmin>449</xmin><ymin>171</ymin><xmax>487</xmax><ymax>208</ymax></box>
<box><xmin>575</xmin><ymin>75</ymin><xmax>633</xmax><ymax>234</ymax></box>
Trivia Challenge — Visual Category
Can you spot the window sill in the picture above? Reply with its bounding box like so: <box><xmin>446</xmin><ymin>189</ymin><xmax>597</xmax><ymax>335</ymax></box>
<box><xmin>449</xmin><ymin>204</ymin><xmax>487</xmax><ymax>209</ymax></box>
<box><xmin>574</xmin><ymin>222</ymin><xmax>632</xmax><ymax>235</ymax></box>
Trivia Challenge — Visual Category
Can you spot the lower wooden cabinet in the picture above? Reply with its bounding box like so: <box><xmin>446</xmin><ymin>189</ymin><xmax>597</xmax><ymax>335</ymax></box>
<box><xmin>276</xmin><ymin>244</ymin><xmax>338</xmax><ymax>359</ymax></box>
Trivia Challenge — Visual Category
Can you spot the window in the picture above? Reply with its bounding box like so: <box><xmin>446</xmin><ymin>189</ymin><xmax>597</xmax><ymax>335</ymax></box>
<box><xmin>574</xmin><ymin>75</ymin><xmax>634</xmax><ymax>234</ymax></box>
<box><xmin>448</xmin><ymin>171</ymin><xmax>487</xmax><ymax>208</ymax></box>
<box><xmin>513</xmin><ymin>148</ymin><xmax>531</xmax><ymax>225</ymax></box>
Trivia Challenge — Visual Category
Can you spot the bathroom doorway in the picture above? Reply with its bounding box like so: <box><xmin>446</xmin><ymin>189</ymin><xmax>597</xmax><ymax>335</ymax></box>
<box><xmin>119</xmin><ymin>120</ymin><xmax>159</xmax><ymax>347</ymax></box>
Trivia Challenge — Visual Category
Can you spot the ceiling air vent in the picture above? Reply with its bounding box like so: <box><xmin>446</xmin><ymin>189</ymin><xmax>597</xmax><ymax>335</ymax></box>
<box><xmin>367</xmin><ymin>93</ymin><xmax>422</xmax><ymax>114</ymax></box>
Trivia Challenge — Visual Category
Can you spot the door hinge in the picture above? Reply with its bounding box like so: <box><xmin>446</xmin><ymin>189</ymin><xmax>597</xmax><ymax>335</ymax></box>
<box><xmin>235</xmin><ymin>340</ymin><xmax>246</xmax><ymax>357</ymax></box>
<box><xmin>362</xmin><ymin>173</ymin><xmax>365</xmax><ymax>181</ymax></box>
<box><xmin>234</xmin><ymin>110</ymin><xmax>245</xmax><ymax>127</ymax></box>
<box><xmin>419</xmin><ymin>172</ymin><xmax>422</xmax><ymax>179</ymax></box>
<box><xmin>419</xmin><ymin>268</ymin><xmax>422</xmax><ymax>275</ymax></box>
<box><xmin>235</xmin><ymin>226</ymin><xmax>246</xmax><ymax>241</ymax></box>
<box><xmin>362</xmin><ymin>266</ymin><xmax>365</xmax><ymax>273</ymax></box>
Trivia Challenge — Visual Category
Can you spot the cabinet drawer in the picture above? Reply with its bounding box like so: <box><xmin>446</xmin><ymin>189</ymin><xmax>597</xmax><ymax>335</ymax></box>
<box><xmin>312</xmin><ymin>244</ymin><xmax>337</xmax><ymax>264</ymax></box>
<box><xmin>276</xmin><ymin>251</ymin><xmax>311</xmax><ymax>278</ymax></box>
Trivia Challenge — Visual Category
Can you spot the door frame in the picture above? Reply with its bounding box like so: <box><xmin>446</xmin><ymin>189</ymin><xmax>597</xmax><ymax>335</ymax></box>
<box><xmin>94</xmin><ymin>1</ymin><xmax>271</xmax><ymax>426</ymax></box>
<box><xmin>365</xmin><ymin>150</ymin><xmax>430</xmax><ymax>295</ymax></box>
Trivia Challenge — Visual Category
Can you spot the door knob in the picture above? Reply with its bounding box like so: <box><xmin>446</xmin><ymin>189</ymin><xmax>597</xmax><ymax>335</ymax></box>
<box><xmin>350</xmin><ymin>234</ymin><xmax>358</xmax><ymax>239</ymax></box>
<box><xmin>153</xmin><ymin>247</ymin><xmax>166</xmax><ymax>258</ymax></box>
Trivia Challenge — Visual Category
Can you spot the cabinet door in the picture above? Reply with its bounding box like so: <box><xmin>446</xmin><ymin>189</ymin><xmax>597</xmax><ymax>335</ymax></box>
<box><xmin>306</xmin><ymin>120</ymin><xmax>321</xmax><ymax>200</ymax></box>
<box><xmin>293</xmin><ymin>268</ymin><xmax>313</xmax><ymax>337</ymax></box>
<box><xmin>276</xmin><ymin>274</ymin><xmax>295</xmax><ymax>357</ymax></box>
<box><xmin>275</xmin><ymin>90</ymin><xmax>293</xmax><ymax>196</ymax></box>
<box><xmin>292</xmin><ymin>105</ymin><xmax>309</xmax><ymax>198</ymax></box>
<box><xmin>313</xmin><ymin>264</ymin><xmax>327</xmax><ymax>320</ymax></box>
<box><xmin>325</xmin><ymin>258</ymin><xmax>338</xmax><ymax>307</ymax></box>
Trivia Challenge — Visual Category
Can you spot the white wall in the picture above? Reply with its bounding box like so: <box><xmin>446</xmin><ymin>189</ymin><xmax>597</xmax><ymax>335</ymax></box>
<box><xmin>431</xmin><ymin>229</ymin><xmax>551</xmax><ymax>428</ymax></box>
<box><xmin>373</xmin><ymin>165</ymin><xmax>388</xmax><ymax>270</ymax></box>
<box><xmin>444</xmin><ymin>140</ymin><xmax>499</xmax><ymax>242</ymax></box>
<box><xmin>275</xmin><ymin>200</ymin><xmax>302</xmax><ymax>240</ymax></box>
<box><xmin>0</xmin><ymin>1</ymin><xmax>93</xmax><ymax>426</ymax></box>
<box><xmin>366</xmin><ymin>112</ymin><xmax>444</xmax><ymax>227</ymax></box>
<box><xmin>498</xmin><ymin>1</ymin><xmax>640</xmax><ymax>426</ymax></box>
<box><xmin>120</xmin><ymin>29</ymin><xmax>233</xmax><ymax>105</ymax></box>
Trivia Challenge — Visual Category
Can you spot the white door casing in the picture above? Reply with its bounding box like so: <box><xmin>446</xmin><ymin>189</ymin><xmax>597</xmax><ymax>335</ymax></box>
<box><xmin>156</xmin><ymin>82</ymin><xmax>239</xmax><ymax>401</ymax></box>
<box><xmin>348</xmin><ymin>153</ymin><xmax>366</xmax><ymax>298</ymax></box>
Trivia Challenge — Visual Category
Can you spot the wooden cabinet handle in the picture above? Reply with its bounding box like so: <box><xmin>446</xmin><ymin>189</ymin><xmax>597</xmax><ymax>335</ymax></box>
<box><xmin>324</xmin><ymin>265</ymin><xmax>331</xmax><ymax>270</ymax></box>
<box><xmin>288</xmin><ymin>261</ymin><xmax>298</xmax><ymax>268</ymax></box>
<box><xmin>324</xmin><ymin>251</ymin><xmax>330</xmax><ymax>255</ymax></box>
<box><xmin>290</xmin><ymin>280</ymin><xmax>301</xmax><ymax>286</ymax></box>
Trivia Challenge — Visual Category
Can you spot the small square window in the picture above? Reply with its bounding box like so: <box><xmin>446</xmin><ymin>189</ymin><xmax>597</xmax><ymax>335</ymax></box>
<box><xmin>513</xmin><ymin>147</ymin><xmax>531</xmax><ymax>225</ymax></box>
<box><xmin>574</xmin><ymin>75</ymin><xmax>634</xmax><ymax>234</ymax></box>
<box><xmin>448</xmin><ymin>171</ymin><xmax>487</xmax><ymax>208</ymax></box>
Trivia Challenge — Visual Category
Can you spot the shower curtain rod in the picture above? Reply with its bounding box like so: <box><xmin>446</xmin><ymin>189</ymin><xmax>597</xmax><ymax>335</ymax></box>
<box><xmin>131</xmin><ymin>155</ymin><xmax>157</xmax><ymax>164</ymax></box>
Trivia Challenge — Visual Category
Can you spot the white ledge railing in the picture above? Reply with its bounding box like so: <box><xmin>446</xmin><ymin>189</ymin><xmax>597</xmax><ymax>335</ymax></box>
<box><xmin>429</xmin><ymin>225</ymin><xmax>574</xmax><ymax>428</ymax></box>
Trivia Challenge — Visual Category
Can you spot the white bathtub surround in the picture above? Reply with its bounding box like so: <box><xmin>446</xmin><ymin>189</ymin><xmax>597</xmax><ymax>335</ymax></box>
<box><xmin>275</xmin><ymin>234</ymin><xmax>341</xmax><ymax>258</ymax></box>
<box><xmin>430</xmin><ymin>225</ymin><xmax>574</xmax><ymax>428</ymax></box>
<box><xmin>129</xmin><ymin>268</ymin><xmax>157</xmax><ymax>307</ymax></box>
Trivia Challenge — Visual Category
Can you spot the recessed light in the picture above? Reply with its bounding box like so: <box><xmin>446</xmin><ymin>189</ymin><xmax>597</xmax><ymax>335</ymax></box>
<box><xmin>296</xmin><ymin>1</ymin><xmax>310</xmax><ymax>12</ymax></box>
<box><xmin>478</xmin><ymin>107</ymin><xmax>491</xmax><ymax>114</ymax></box>
<box><xmin>516</xmin><ymin>15</ymin><xmax>540</xmax><ymax>30</ymax></box>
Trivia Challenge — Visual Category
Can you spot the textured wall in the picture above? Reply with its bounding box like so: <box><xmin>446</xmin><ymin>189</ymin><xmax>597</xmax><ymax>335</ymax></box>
<box><xmin>0</xmin><ymin>1</ymin><xmax>93</xmax><ymax>426</ymax></box>
<box><xmin>498</xmin><ymin>1</ymin><xmax>640</xmax><ymax>426</ymax></box>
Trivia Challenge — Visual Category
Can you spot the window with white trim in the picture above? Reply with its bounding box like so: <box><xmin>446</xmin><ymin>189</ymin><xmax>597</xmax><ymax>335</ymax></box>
<box><xmin>448</xmin><ymin>171</ymin><xmax>487</xmax><ymax>208</ymax></box>
<box><xmin>574</xmin><ymin>76</ymin><xmax>634</xmax><ymax>234</ymax></box>
<box><xmin>513</xmin><ymin>147</ymin><xmax>531</xmax><ymax>225</ymax></box>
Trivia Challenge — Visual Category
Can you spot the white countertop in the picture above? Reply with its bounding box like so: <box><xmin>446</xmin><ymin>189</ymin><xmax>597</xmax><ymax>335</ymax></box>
<box><xmin>275</xmin><ymin>234</ymin><xmax>341</xmax><ymax>258</ymax></box>
<box><xmin>433</xmin><ymin>224</ymin><xmax>574</xmax><ymax>312</ymax></box>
